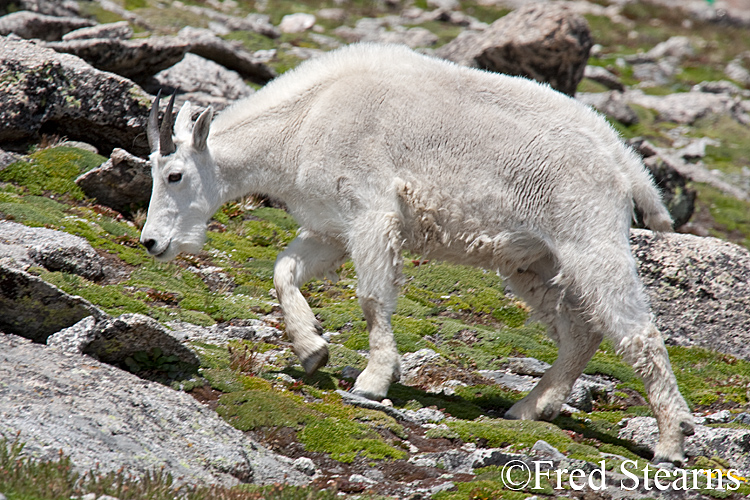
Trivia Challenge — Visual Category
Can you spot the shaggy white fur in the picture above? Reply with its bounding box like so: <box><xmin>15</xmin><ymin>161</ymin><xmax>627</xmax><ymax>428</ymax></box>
<box><xmin>140</xmin><ymin>43</ymin><xmax>693</xmax><ymax>464</ymax></box>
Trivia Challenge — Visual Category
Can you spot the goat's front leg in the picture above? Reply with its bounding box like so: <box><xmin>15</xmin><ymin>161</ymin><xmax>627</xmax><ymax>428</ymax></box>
<box><xmin>274</xmin><ymin>230</ymin><xmax>347</xmax><ymax>375</ymax></box>
<box><xmin>349</xmin><ymin>212</ymin><xmax>404</xmax><ymax>401</ymax></box>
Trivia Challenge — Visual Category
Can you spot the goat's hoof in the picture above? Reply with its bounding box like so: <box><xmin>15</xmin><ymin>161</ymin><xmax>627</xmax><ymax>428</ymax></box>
<box><xmin>652</xmin><ymin>454</ymin><xmax>686</xmax><ymax>468</ymax></box>
<box><xmin>350</xmin><ymin>388</ymin><xmax>385</xmax><ymax>402</ymax></box>
<box><xmin>300</xmin><ymin>344</ymin><xmax>329</xmax><ymax>375</ymax></box>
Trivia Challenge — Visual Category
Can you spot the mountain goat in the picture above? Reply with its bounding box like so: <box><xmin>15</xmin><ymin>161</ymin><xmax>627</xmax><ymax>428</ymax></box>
<box><xmin>140</xmin><ymin>43</ymin><xmax>694</xmax><ymax>464</ymax></box>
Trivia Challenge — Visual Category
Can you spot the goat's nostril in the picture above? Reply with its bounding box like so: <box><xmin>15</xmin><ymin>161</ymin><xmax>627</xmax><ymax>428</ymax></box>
<box><xmin>142</xmin><ymin>239</ymin><xmax>157</xmax><ymax>251</ymax></box>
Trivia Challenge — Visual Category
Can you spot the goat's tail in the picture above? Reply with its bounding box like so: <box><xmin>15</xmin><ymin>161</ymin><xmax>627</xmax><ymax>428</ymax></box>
<box><xmin>630</xmin><ymin>156</ymin><xmax>673</xmax><ymax>232</ymax></box>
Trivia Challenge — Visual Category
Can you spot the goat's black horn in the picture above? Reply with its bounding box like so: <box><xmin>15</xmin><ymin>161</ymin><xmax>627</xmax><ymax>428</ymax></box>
<box><xmin>147</xmin><ymin>89</ymin><xmax>162</xmax><ymax>154</ymax></box>
<box><xmin>160</xmin><ymin>92</ymin><xmax>177</xmax><ymax>156</ymax></box>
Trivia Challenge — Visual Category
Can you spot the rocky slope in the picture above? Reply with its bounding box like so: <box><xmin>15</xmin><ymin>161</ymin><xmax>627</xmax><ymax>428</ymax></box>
<box><xmin>2</xmin><ymin>1</ymin><xmax>750</xmax><ymax>499</ymax></box>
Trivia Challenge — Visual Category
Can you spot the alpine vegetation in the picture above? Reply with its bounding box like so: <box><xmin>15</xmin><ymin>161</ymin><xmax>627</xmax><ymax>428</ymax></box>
<box><xmin>140</xmin><ymin>43</ymin><xmax>694</xmax><ymax>465</ymax></box>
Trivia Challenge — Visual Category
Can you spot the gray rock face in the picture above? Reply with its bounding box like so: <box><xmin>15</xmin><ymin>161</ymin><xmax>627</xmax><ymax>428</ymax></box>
<box><xmin>143</xmin><ymin>53</ymin><xmax>253</xmax><ymax>111</ymax></box>
<box><xmin>0</xmin><ymin>264</ymin><xmax>105</xmax><ymax>343</ymax></box>
<box><xmin>75</xmin><ymin>148</ymin><xmax>151</xmax><ymax>213</ymax></box>
<box><xmin>619</xmin><ymin>416</ymin><xmax>750</xmax><ymax>476</ymax></box>
<box><xmin>0</xmin><ymin>11</ymin><xmax>94</xmax><ymax>41</ymax></box>
<box><xmin>46</xmin><ymin>37</ymin><xmax>190</xmax><ymax>83</ymax></box>
<box><xmin>0</xmin><ymin>37</ymin><xmax>153</xmax><ymax>156</ymax></box>
<box><xmin>62</xmin><ymin>21</ymin><xmax>134</xmax><ymax>41</ymax></box>
<box><xmin>178</xmin><ymin>27</ymin><xmax>276</xmax><ymax>85</ymax></box>
<box><xmin>47</xmin><ymin>313</ymin><xmax>199</xmax><ymax>367</ymax></box>
<box><xmin>0</xmin><ymin>333</ymin><xmax>309</xmax><ymax>487</ymax></box>
<box><xmin>631</xmin><ymin>229</ymin><xmax>750</xmax><ymax>360</ymax></box>
<box><xmin>437</xmin><ymin>3</ymin><xmax>592</xmax><ymax>96</ymax></box>
<box><xmin>0</xmin><ymin>220</ymin><xmax>106</xmax><ymax>280</ymax></box>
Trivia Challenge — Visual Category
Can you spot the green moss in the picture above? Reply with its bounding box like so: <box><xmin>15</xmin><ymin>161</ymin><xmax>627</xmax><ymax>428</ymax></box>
<box><xmin>0</xmin><ymin>147</ymin><xmax>105</xmax><ymax>201</ymax></box>
<box><xmin>447</xmin><ymin>418</ymin><xmax>574</xmax><ymax>453</ymax></box>
<box><xmin>298</xmin><ymin>418</ymin><xmax>407</xmax><ymax>463</ymax></box>
<box><xmin>327</xmin><ymin>343</ymin><xmax>367</xmax><ymax>371</ymax></box>
<box><xmin>218</xmin><ymin>389</ymin><xmax>321</xmax><ymax>430</ymax></box>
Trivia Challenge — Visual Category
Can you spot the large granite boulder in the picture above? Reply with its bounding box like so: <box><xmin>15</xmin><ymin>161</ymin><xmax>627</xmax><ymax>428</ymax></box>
<box><xmin>46</xmin><ymin>36</ymin><xmax>190</xmax><ymax>83</ymax></box>
<box><xmin>631</xmin><ymin>229</ymin><xmax>750</xmax><ymax>360</ymax></box>
<box><xmin>0</xmin><ymin>36</ymin><xmax>153</xmax><ymax>156</ymax></box>
<box><xmin>437</xmin><ymin>3</ymin><xmax>593</xmax><ymax>96</ymax></box>
<box><xmin>0</xmin><ymin>333</ymin><xmax>310</xmax><ymax>487</ymax></box>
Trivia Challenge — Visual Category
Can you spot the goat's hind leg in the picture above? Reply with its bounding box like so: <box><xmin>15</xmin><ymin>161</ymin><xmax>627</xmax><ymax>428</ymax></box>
<box><xmin>348</xmin><ymin>211</ymin><xmax>404</xmax><ymax>401</ymax></box>
<box><xmin>565</xmin><ymin>242</ymin><xmax>694</xmax><ymax>465</ymax></box>
<box><xmin>274</xmin><ymin>230</ymin><xmax>347</xmax><ymax>375</ymax></box>
<box><xmin>504</xmin><ymin>262</ymin><xmax>602</xmax><ymax>422</ymax></box>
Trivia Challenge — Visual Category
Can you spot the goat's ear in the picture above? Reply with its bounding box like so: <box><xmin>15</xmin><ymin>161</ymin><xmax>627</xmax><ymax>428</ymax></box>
<box><xmin>192</xmin><ymin>107</ymin><xmax>213</xmax><ymax>152</ymax></box>
<box><xmin>174</xmin><ymin>101</ymin><xmax>193</xmax><ymax>141</ymax></box>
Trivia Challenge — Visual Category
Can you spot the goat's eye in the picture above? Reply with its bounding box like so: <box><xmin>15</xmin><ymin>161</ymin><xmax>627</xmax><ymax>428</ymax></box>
<box><xmin>167</xmin><ymin>172</ymin><xmax>182</xmax><ymax>183</ymax></box>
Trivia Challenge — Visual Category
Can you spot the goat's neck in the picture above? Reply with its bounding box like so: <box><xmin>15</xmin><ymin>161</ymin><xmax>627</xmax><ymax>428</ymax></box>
<box><xmin>209</xmin><ymin>122</ymin><xmax>299</xmax><ymax>205</ymax></box>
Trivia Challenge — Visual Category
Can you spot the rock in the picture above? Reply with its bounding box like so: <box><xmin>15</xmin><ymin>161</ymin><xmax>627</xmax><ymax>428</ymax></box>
<box><xmin>625</xmin><ymin>88</ymin><xmax>736</xmax><ymax>125</ymax></box>
<box><xmin>0</xmin><ymin>333</ymin><xmax>309</xmax><ymax>486</ymax></box>
<box><xmin>0</xmin><ymin>220</ymin><xmax>106</xmax><ymax>280</ymax></box>
<box><xmin>619</xmin><ymin>416</ymin><xmax>750</xmax><ymax>475</ymax></box>
<box><xmin>0</xmin><ymin>37</ymin><xmax>154</xmax><ymax>156</ymax></box>
<box><xmin>640</xmin><ymin>154</ymin><xmax>696</xmax><ymax>228</ymax></box>
<box><xmin>478</xmin><ymin>370</ymin><xmax>537</xmax><ymax>393</ymax></box>
<box><xmin>531</xmin><ymin>439</ymin><xmax>566</xmax><ymax>460</ymax></box>
<box><xmin>725</xmin><ymin>53</ymin><xmax>750</xmax><ymax>86</ymax></box>
<box><xmin>337</xmin><ymin>390</ymin><xmax>417</xmax><ymax>423</ymax></box>
<box><xmin>279</xmin><ymin>13</ymin><xmax>316</xmax><ymax>34</ymax></box>
<box><xmin>436</xmin><ymin>3</ymin><xmax>593</xmax><ymax>96</ymax></box>
<box><xmin>177</xmin><ymin>27</ymin><xmax>276</xmax><ymax>85</ymax></box>
<box><xmin>400</xmin><ymin>348</ymin><xmax>443</xmax><ymax>385</ymax></box>
<box><xmin>631</xmin><ymin>229</ymin><xmax>750</xmax><ymax>360</ymax></box>
<box><xmin>171</xmin><ymin>3</ymin><xmax>280</xmax><ymax>38</ymax></box>
<box><xmin>46</xmin><ymin>37</ymin><xmax>190</xmax><ymax>83</ymax></box>
<box><xmin>62</xmin><ymin>21</ymin><xmax>133</xmax><ymax>41</ymax></box>
<box><xmin>292</xmin><ymin>457</ymin><xmax>317</xmax><ymax>477</ymax></box>
<box><xmin>75</xmin><ymin>148</ymin><xmax>151</xmax><ymax>214</ymax></box>
<box><xmin>504</xmin><ymin>356</ymin><xmax>550</xmax><ymax>377</ymax></box>
<box><xmin>676</xmin><ymin>137</ymin><xmax>720</xmax><ymax>161</ymax></box>
<box><xmin>583</xmin><ymin>65</ymin><xmax>625</xmax><ymax>91</ymax></box>
<box><xmin>402</xmin><ymin>407</ymin><xmax>447</xmax><ymax>425</ymax></box>
<box><xmin>47</xmin><ymin>313</ymin><xmax>199</xmax><ymax>367</ymax></box>
<box><xmin>567</xmin><ymin>375</ymin><xmax>615</xmax><ymax>412</ymax></box>
<box><xmin>577</xmin><ymin>90</ymin><xmax>640</xmax><ymax>125</ymax></box>
<box><xmin>631</xmin><ymin>60</ymin><xmax>677</xmax><ymax>86</ymax></box>
<box><xmin>142</xmin><ymin>53</ymin><xmax>253</xmax><ymax>111</ymax></box>
<box><xmin>4</xmin><ymin>0</ymin><xmax>80</xmax><ymax>17</ymax></box>
<box><xmin>626</xmin><ymin>36</ymin><xmax>695</xmax><ymax>64</ymax></box>
<box><xmin>0</xmin><ymin>148</ymin><xmax>20</xmax><ymax>170</ymax></box>
<box><xmin>333</xmin><ymin>17</ymin><xmax>438</xmax><ymax>48</ymax></box>
<box><xmin>0</xmin><ymin>11</ymin><xmax>94</xmax><ymax>41</ymax></box>
<box><xmin>0</xmin><ymin>263</ymin><xmax>105</xmax><ymax>343</ymax></box>
<box><xmin>166</xmin><ymin>319</ymin><xmax>283</xmax><ymax>345</ymax></box>
<box><xmin>696</xmin><ymin>80</ymin><xmax>750</xmax><ymax>98</ymax></box>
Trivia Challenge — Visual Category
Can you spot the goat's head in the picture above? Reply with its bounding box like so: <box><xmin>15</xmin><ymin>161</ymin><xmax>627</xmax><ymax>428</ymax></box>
<box><xmin>140</xmin><ymin>92</ymin><xmax>218</xmax><ymax>262</ymax></box>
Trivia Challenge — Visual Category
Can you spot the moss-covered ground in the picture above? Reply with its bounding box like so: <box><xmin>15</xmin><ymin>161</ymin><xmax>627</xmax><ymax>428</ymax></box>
<box><xmin>4</xmin><ymin>0</ymin><xmax>750</xmax><ymax>498</ymax></box>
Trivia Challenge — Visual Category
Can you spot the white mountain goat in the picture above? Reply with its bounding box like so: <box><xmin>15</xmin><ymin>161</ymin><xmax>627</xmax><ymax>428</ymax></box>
<box><xmin>140</xmin><ymin>43</ymin><xmax>694</xmax><ymax>464</ymax></box>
